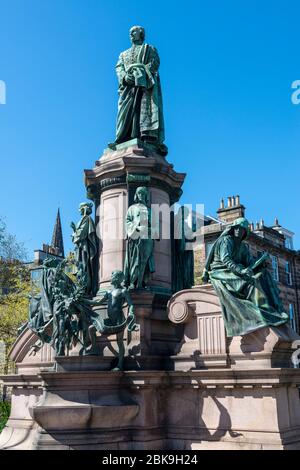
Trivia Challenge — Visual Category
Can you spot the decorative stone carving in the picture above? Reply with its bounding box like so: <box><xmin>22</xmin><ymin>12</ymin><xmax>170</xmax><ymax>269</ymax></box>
<box><xmin>168</xmin><ymin>284</ymin><xmax>228</xmax><ymax>370</ymax></box>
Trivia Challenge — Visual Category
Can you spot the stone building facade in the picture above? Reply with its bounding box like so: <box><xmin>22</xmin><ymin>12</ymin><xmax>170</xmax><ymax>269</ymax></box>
<box><xmin>194</xmin><ymin>196</ymin><xmax>300</xmax><ymax>333</ymax></box>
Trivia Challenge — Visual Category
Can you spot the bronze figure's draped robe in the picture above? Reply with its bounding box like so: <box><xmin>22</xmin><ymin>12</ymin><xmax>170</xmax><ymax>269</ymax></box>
<box><xmin>124</xmin><ymin>203</ymin><xmax>155</xmax><ymax>289</ymax></box>
<box><xmin>124</xmin><ymin>188</ymin><xmax>156</xmax><ymax>289</ymax></box>
<box><xmin>71</xmin><ymin>211</ymin><xmax>98</xmax><ymax>296</ymax></box>
<box><xmin>174</xmin><ymin>207</ymin><xmax>195</xmax><ymax>292</ymax></box>
<box><xmin>115</xmin><ymin>43</ymin><xmax>165</xmax><ymax>150</ymax></box>
<box><xmin>203</xmin><ymin>218</ymin><xmax>289</xmax><ymax>337</ymax></box>
<box><xmin>28</xmin><ymin>259</ymin><xmax>59</xmax><ymax>344</ymax></box>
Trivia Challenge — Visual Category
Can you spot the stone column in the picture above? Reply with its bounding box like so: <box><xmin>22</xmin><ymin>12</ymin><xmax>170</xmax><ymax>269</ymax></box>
<box><xmin>98</xmin><ymin>187</ymin><xmax>127</xmax><ymax>287</ymax></box>
<box><xmin>85</xmin><ymin>140</ymin><xmax>186</xmax><ymax>292</ymax></box>
<box><xmin>84</xmin><ymin>140</ymin><xmax>186</xmax><ymax>360</ymax></box>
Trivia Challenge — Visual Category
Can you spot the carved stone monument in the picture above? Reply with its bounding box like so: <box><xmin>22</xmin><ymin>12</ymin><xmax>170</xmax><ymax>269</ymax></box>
<box><xmin>84</xmin><ymin>138</ymin><xmax>185</xmax><ymax>365</ymax></box>
<box><xmin>167</xmin><ymin>285</ymin><xmax>300</xmax><ymax>450</ymax></box>
<box><xmin>1</xmin><ymin>27</ymin><xmax>300</xmax><ymax>451</ymax></box>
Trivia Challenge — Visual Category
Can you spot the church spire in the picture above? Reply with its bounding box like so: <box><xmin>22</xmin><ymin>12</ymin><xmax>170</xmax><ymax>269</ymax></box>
<box><xmin>51</xmin><ymin>208</ymin><xmax>64</xmax><ymax>258</ymax></box>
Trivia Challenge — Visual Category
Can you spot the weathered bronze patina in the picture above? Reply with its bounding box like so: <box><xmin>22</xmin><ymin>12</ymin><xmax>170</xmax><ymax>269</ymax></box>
<box><xmin>71</xmin><ymin>202</ymin><xmax>98</xmax><ymax>297</ymax></box>
<box><xmin>124</xmin><ymin>187</ymin><xmax>156</xmax><ymax>289</ymax></box>
<box><xmin>203</xmin><ymin>217</ymin><xmax>289</xmax><ymax>337</ymax></box>
<box><xmin>111</xmin><ymin>26</ymin><xmax>167</xmax><ymax>155</ymax></box>
<box><xmin>88</xmin><ymin>271</ymin><xmax>138</xmax><ymax>370</ymax></box>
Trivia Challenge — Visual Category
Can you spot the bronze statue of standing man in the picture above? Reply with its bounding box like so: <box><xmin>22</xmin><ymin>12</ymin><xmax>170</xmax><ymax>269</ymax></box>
<box><xmin>112</xmin><ymin>26</ymin><xmax>167</xmax><ymax>155</ymax></box>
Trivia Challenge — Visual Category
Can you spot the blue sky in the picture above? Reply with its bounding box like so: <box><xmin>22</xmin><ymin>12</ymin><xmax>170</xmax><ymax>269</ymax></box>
<box><xmin>0</xmin><ymin>0</ymin><xmax>299</xmax><ymax>257</ymax></box>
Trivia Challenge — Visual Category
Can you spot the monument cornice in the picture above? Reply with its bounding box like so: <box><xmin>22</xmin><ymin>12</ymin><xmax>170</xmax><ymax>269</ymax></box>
<box><xmin>84</xmin><ymin>149</ymin><xmax>186</xmax><ymax>203</ymax></box>
<box><xmin>3</xmin><ymin>368</ymin><xmax>299</xmax><ymax>390</ymax></box>
<box><xmin>85</xmin><ymin>156</ymin><xmax>185</xmax><ymax>186</ymax></box>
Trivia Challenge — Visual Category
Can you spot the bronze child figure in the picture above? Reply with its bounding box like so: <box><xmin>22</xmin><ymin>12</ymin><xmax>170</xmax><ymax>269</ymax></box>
<box><xmin>90</xmin><ymin>271</ymin><xmax>138</xmax><ymax>370</ymax></box>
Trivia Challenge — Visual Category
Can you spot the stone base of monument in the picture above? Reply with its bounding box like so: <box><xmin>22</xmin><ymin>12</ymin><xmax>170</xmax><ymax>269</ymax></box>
<box><xmin>1</xmin><ymin>285</ymin><xmax>300</xmax><ymax>450</ymax></box>
<box><xmin>167</xmin><ymin>284</ymin><xmax>300</xmax><ymax>371</ymax></box>
<box><xmin>90</xmin><ymin>289</ymin><xmax>181</xmax><ymax>370</ymax></box>
<box><xmin>1</xmin><ymin>369</ymin><xmax>300</xmax><ymax>450</ymax></box>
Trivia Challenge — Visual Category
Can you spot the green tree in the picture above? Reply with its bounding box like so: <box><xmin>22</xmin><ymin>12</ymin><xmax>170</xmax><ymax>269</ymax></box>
<box><xmin>0</xmin><ymin>267</ymin><xmax>30</xmax><ymax>348</ymax></box>
<box><xmin>0</xmin><ymin>218</ymin><xmax>30</xmax><ymax>371</ymax></box>
<box><xmin>0</xmin><ymin>401</ymin><xmax>11</xmax><ymax>432</ymax></box>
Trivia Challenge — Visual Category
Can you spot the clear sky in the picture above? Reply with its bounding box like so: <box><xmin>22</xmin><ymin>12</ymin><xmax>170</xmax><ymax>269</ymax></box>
<box><xmin>0</xmin><ymin>0</ymin><xmax>299</xmax><ymax>258</ymax></box>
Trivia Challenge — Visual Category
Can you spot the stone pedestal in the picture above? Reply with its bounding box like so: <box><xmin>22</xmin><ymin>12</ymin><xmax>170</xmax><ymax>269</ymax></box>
<box><xmin>82</xmin><ymin>140</ymin><xmax>186</xmax><ymax>365</ymax></box>
<box><xmin>87</xmin><ymin>289</ymin><xmax>181</xmax><ymax>369</ymax></box>
<box><xmin>1</xmin><ymin>366</ymin><xmax>300</xmax><ymax>450</ymax></box>
<box><xmin>167</xmin><ymin>284</ymin><xmax>300</xmax><ymax>371</ymax></box>
<box><xmin>2</xmin><ymin>284</ymin><xmax>300</xmax><ymax>450</ymax></box>
<box><xmin>84</xmin><ymin>139</ymin><xmax>185</xmax><ymax>292</ymax></box>
<box><xmin>167</xmin><ymin>284</ymin><xmax>228</xmax><ymax>370</ymax></box>
<box><xmin>229</xmin><ymin>323</ymin><xmax>300</xmax><ymax>370</ymax></box>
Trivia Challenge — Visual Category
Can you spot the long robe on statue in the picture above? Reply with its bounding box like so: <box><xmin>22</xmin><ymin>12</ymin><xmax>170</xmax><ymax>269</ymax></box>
<box><xmin>72</xmin><ymin>214</ymin><xmax>98</xmax><ymax>296</ymax></box>
<box><xmin>124</xmin><ymin>202</ymin><xmax>155</xmax><ymax>289</ymax></box>
<box><xmin>115</xmin><ymin>43</ymin><xmax>165</xmax><ymax>146</ymax></box>
<box><xmin>203</xmin><ymin>219</ymin><xmax>289</xmax><ymax>337</ymax></box>
<box><xmin>28</xmin><ymin>260</ymin><xmax>70</xmax><ymax>344</ymax></box>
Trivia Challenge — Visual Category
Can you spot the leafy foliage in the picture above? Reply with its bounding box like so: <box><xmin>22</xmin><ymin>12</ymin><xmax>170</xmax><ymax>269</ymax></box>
<box><xmin>0</xmin><ymin>267</ymin><xmax>31</xmax><ymax>349</ymax></box>
<box><xmin>0</xmin><ymin>218</ymin><xmax>27</xmax><ymax>262</ymax></box>
<box><xmin>0</xmin><ymin>401</ymin><xmax>11</xmax><ymax>432</ymax></box>
<box><xmin>0</xmin><ymin>218</ymin><xmax>30</xmax><ymax>361</ymax></box>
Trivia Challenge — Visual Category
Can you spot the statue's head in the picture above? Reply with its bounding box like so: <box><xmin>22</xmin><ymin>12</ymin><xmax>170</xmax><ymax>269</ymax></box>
<box><xmin>79</xmin><ymin>202</ymin><xmax>93</xmax><ymax>216</ymax></box>
<box><xmin>130</xmin><ymin>25</ymin><xmax>145</xmax><ymax>45</ymax></box>
<box><xmin>111</xmin><ymin>270</ymin><xmax>125</xmax><ymax>287</ymax></box>
<box><xmin>231</xmin><ymin>217</ymin><xmax>250</xmax><ymax>241</ymax></box>
<box><xmin>134</xmin><ymin>186</ymin><xmax>149</xmax><ymax>205</ymax></box>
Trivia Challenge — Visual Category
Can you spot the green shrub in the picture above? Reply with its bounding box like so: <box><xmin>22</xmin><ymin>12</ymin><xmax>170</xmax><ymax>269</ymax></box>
<box><xmin>0</xmin><ymin>401</ymin><xmax>11</xmax><ymax>432</ymax></box>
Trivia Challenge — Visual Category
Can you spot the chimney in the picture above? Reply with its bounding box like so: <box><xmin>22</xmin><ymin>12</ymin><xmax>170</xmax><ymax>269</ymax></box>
<box><xmin>217</xmin><ymin>195</ymin><xmax>246</xmax><ymax>224</ymax></box>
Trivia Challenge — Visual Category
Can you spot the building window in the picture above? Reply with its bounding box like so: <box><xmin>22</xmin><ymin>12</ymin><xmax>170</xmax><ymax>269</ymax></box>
<box><xmin>285</xmin><ymin>236</ymin><xmax>294</xmax><ymax>250</ymax></box>
<box><xmin>289</xmin><ymin>304</ymin><xmax>296</xmax><ymax>331</ymax></box>
<box><xmin>271</xmin><ymin>255</ymin><xmax>279</xmax><ymax>282</ymax></box>
<box><xmin>285</xmin><ymin>261</ymin><xmax>292</xmax><ymax>286</ymax></box>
